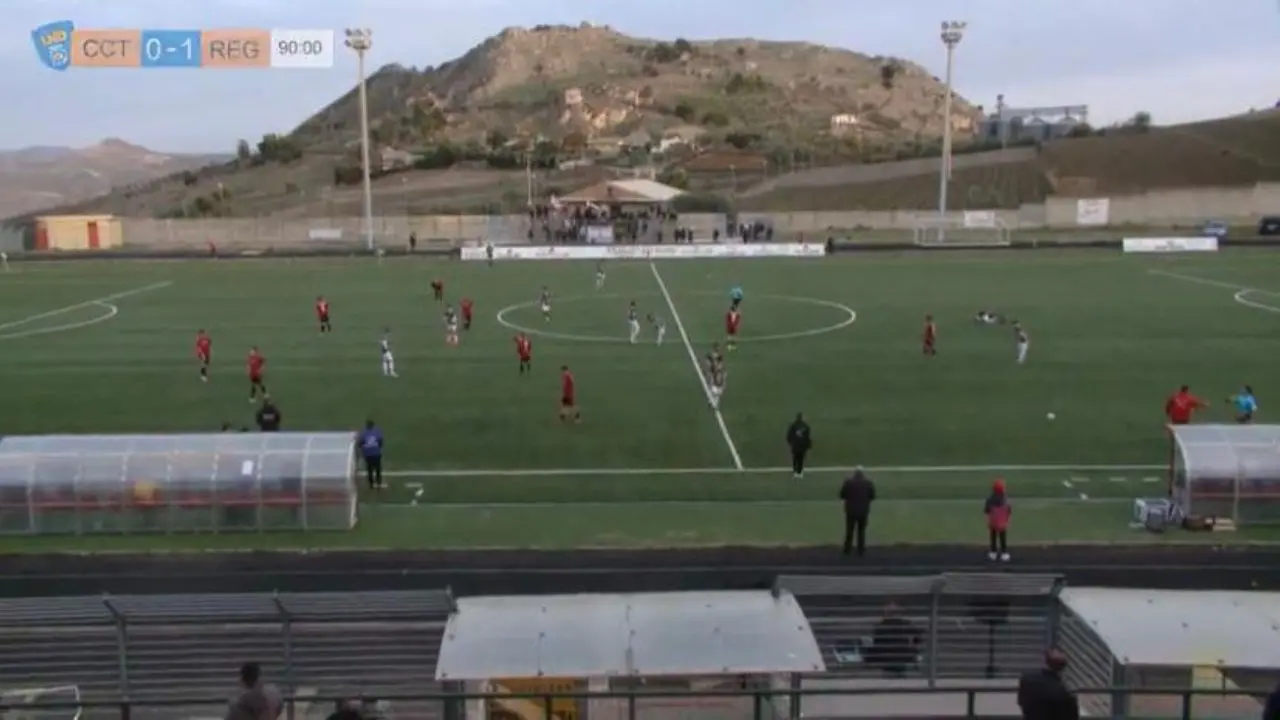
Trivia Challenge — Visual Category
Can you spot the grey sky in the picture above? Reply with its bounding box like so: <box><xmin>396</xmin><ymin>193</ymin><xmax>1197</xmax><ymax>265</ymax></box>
<box><xmin>4</xmin><ymin>0</ymin><xmax>1278</xmax><ymax>152</ymax></box>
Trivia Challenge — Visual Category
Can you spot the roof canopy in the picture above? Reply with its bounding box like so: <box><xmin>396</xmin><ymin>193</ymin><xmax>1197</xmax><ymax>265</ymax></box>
<box><xmin>558</xmin><ymin>179</ymin><xmax>685</xmax><ymax>205</ymax></box>
<box><xmin>434</xmin><ymin>590</ymin><xmax>825</xmax><ymax>680</ymax></box>
<box><xmin>1060</xmin><ymin>587</ymin><xmax>1280</xmax><ymax>668</ymax></box>
<box><xmin>1170</xmin><ymin>424</ymin><xmax>1280</xmax><ymax>479</ymax></box>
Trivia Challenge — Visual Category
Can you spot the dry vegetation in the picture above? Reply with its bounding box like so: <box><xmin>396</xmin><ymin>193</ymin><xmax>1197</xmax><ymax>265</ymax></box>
<box><xmin>740</xmin><ymin>112</ymin><xmax>1280</xmax><ymax>212</ymax></box>
<box><xmin>27</xmin><ymin>23</ymin><xmax>975</xmax><ymax>220</ymax></box>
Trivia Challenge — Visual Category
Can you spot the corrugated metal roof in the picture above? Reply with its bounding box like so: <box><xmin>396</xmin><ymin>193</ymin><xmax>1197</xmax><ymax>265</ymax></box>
<box><xmin>1059</xmin><ymin>587</ymin><xmax>1280</xmax><ymax>668</ymax></box>
<box><xmin>434</xmin><ymin>590</ymin><xmax>824</xmax><ymax>680</ymax></box>
<box><xmin>1170</xmin><ymin>423</ymin><xmax>1280</xmax><ymax>480</ymax></box>
<box><xmin>559</xmin><ymin>179</ymin><xmax>685</xmax><ymax>204</ymax></box>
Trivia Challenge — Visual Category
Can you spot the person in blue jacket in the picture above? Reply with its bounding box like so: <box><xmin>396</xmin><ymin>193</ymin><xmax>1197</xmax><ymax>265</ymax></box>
<box><xmin>357</xmin><ymin>420</ymin><xmax>384</xmax><ymax>490</ymax></box>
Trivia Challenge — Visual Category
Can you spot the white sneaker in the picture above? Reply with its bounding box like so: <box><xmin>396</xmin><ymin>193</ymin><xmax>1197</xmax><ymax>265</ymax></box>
<box><xmin>987</xmin><ymin>552</ymin><xmax>998</xmax><ymax>561</ymax></box>
<box><xmin>1000</xmin><ymin>552</ymin><xmax>1011</xmax><ymax>562</ymax></box>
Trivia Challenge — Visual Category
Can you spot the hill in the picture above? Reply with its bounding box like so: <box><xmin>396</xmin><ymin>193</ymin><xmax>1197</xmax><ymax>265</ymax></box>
<box><xmin>738</xmin><ymin>111</ymin><xmax>1280</xmax><ymax>212</ymax></box>
<box><xmin>26</xmin><ymin>23</ymin><xmax>977</xmax><ymax>220</ymax></box>
<box><xmin>0</xmin><ymin>139</ymin><xmax>228</xmax><ymax>218</ymax></box>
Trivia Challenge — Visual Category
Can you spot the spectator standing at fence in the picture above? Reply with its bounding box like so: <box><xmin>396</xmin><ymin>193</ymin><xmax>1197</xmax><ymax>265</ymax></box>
<box><xmin>1017</xmin><ymin>649</ymin><xmax>1078</xmax><ymax>720</ymax></box>
<box><xmin>226</xmin><ymin>662</ymin><xmax>281</xmax><ymax>720</ymax></box>
<box><xmin>985</xmin><ymin>477</ymin><xmax>1012</xmax><ymax>562</ymax></box>
<box><xmin>785</xmin><ymin>412</ymin><xmax>812</xmax><ymax>479</ymax></box>
<box><xmin>358</xmin><ymin>419</ymin><xmax>385</xmax><ymax>490</ymax></box>
<box><xmin>839</xmin><ymin>467</ymin><xmax>875</xmax><ymax>557</ymax></box>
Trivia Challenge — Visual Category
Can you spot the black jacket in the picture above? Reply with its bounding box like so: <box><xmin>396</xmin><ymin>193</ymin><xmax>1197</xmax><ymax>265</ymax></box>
<box><xmin>1017</xmin><ymin>668</ymin><xmax>1079</xmax><ymax>720</ymax></box>
<box><xmin>1264</xmin><ymin>680</ymin><xmax>1280</xmax><ymax>720</ymax></box>
<box><xmin>255</xmin><ymin>404</ymin><xmax>282</xmax><ymax>432</ymax></box>
<box><xmin>786</xmin><ymin>420</ymin><xmax>812</xmax><ymax>452</ymax></box>
<box><xmin>869</xmin><ymin>615</ymin><xmax>920</xmax><ymax>672</ymax></box>
<box><xmin>839</xmin><ymin>471</ymin><xmax>875</xmax><ymax>517</ymax></box>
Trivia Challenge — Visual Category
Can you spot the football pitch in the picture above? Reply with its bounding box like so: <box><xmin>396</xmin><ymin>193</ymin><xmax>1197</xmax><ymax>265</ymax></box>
<box><xmin>0</xmin><ymin>249</ymin><xmax>1278</xmax><ymax>551</ymax></box>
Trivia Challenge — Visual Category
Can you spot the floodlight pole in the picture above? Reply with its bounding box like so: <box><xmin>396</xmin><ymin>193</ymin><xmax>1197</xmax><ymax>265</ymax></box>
<box><xmin>937</xmin><ymin>21</ymin><xmax>966</xmax><ymax>241</ymax></box>
<box><xmin>344</xmin><ymin>28</ymin><xmax>375</xmax><ymax>252</ymax></box>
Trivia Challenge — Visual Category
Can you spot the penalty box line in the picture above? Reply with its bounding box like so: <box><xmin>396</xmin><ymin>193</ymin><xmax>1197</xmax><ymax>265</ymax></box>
<box><xmin>387</xmin><ymin>463</ymin><xmax>1164</xmax><ymax>478</ymax></box>
<box><xmin>0</xmin><ymin>280</ymin><xmax>174</xmax><ymax>333</ymax></box>
<box><xmin>648</xmin><ymin>262</ymin><xmax>744</xmax><ymax>470</ymax></box>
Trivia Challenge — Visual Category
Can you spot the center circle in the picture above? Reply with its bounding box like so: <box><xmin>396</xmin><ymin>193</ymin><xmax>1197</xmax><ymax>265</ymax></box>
<box><xmin>494</xmin><ymin>292</ymin><xmax>856</xmax><ymax>344</ymax></box>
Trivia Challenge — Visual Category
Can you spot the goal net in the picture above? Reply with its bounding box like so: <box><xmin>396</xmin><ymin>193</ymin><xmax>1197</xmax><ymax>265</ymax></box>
<box><xmin>1</xmin><ymin>685</ymin><xmax>82</xmax><ymax>720</ymax></box>
<box><xmin>912</xmin><ymin>213</ymin><xmax>1012</xmax><ymax>248</ymax></box>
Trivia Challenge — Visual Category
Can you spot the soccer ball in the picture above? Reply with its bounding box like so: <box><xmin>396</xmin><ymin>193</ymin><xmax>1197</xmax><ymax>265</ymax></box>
<box><xmin>1046</xmin><ymin>412</ymin><xmax>1056</xmax><ymax>421</ymax></box>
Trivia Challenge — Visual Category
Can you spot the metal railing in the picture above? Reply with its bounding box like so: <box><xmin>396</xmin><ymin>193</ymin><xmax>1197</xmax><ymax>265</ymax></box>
<box><xmin>0</xmin><ymin>589</ymin><xmax>455</xmax><ymax>715</ymax></box>
<box><xmin>780</xmin><ymin>573</ymin><xmax>1064</xmax><ymax>684</ymax></box>
<box><xmin>3</xmin><ymin>686</ymin><xmax>1271</xmax><ymax>720</ymax></box>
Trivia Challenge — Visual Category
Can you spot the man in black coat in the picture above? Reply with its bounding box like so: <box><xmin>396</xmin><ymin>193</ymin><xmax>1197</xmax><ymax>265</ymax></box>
<box><xmin>839</xmin><ymin>467</ymin><xmax>875</xmax><ymax>556</ymax></box>
<box><xmin>785</xmin><ymin>412</ymin><xmax>812</xmax><ymax>478</ymax></box>
<box><xmin>255</xmin><ymin>396</ymin><xmax>282</xmax><ymax>432</ymax></box>
<box><xmin>1017</xmin><ymin>649</ymin><xmax>1079</xmax><ymax>720</ymax></box>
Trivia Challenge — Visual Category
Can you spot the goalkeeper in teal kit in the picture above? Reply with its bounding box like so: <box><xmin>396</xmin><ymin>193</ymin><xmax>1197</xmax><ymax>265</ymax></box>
<box><xmin>730</xmin><ymin>286</ymin><xmax>744</xmax><ymax>310</ymax></box>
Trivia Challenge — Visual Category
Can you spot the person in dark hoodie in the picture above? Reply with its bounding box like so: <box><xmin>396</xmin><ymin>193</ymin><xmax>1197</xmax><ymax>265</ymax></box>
<box><xmin>985</xmin><ymin>477</ymin><xmax>1012</xmax><ymax>562</ymax></box>
<box><xmin>1017</xmin><ymin>648</ymin><xmax>1078</xmax><ymax>720</ymax></box>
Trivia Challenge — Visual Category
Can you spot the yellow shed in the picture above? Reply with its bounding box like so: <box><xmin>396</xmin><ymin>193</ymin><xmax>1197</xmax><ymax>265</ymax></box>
<box><xmin>34</xmin><ymin>214</ymin><xmax>123</xmax><ymax>251</ymax></box>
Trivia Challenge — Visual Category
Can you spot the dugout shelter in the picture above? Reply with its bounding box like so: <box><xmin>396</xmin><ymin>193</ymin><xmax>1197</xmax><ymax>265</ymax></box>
<box><xmin>1168</xmin><ymin>424</ymin><xmax>1280</xmax><ymax>525</ymax></box>
<box><xmin>0</xmin><ymin>432</ymin><xmax>358</xmax><ymax>535</ymax></box>
<box><xmin>434</xmin><ymin>589</ymin><xmax>825</xmax><ymax>720</ymax></box>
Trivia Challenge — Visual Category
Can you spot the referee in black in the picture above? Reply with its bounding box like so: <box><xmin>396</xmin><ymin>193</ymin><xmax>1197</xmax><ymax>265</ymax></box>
<box><xmin>786</xmin><ymin>412</ymin><xmax>812</xmax><ymax>478</ymax></box>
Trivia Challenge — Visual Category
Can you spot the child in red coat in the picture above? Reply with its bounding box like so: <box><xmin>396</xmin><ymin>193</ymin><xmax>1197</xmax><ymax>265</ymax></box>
<box><xmin>985</xmin><ymin>478</ymin><xmax>1012</xmax><ymax>561</ymax></box>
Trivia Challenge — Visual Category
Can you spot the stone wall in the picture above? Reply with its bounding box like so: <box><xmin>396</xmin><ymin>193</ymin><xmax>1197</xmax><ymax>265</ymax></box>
<box><xmin>115</xmin><ymin>182</ymin><xmax>1280</xmax><ymax>248</ymax></box>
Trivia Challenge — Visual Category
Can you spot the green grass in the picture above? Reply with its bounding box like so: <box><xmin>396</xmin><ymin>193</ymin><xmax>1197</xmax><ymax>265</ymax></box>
<box><xmin>1</xmin><ymin>250</ymin><xmax>1278</xmax><ymax>551</ymax></box>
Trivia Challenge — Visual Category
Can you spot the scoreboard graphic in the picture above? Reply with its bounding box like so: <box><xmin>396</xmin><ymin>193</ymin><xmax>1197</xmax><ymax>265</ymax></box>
<box><xmin>31</xmin><ymin>20</ymin><xmax>333</xmax><ymax>69</ymax></box>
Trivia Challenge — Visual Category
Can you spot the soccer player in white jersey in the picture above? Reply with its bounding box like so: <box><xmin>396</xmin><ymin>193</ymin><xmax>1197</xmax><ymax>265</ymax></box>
<box><xmin>380</xmin><ymin>329</ymin><xmax>398</xmax><ymax>377</ymax></box>
<box><xmin>647</xmin><ymin>313</ymin><xmax>666</xmax><ymax>345</ymax></box>
<box><xmin>444</xmin><ymin>305</ymin><xmax>460</xmax><ymax>346</ymax></box>
<box><xmin>595</xmin><ymin>262</ymin><xmax>606</xmax><ymax>290</ymax></box>
<box><xmin>627</xmin><ymin>301</ymin><xmax>641</xmax><ymax>344</ymax></box>
<box><xmin>539</xmin><ymin>286</ymin><xmax>552</xmax><ymax>322</ymax></box>
<box><xmin>1014</xmin><ymin>322</ymin><xmax>1029</xmax><ymax>364</ymax></box>
<box><xmin>708</xmin><ymin>364</ymin><xmax>726</xmax><ymax>409</ymax></box>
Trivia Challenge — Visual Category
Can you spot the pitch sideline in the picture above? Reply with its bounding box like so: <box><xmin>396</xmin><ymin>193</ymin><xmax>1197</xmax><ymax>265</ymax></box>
<box><xmin>386</xmin><ymin>463</ymin><xmax>1163</xmax><ymax>478</ymax></box>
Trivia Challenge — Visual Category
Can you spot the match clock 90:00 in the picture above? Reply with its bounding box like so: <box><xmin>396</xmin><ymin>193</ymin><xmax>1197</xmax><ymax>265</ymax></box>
<box><xmin>277</xmin><ymin>38</ymin><xmax>324</xmax><ymax>56</ymax></box>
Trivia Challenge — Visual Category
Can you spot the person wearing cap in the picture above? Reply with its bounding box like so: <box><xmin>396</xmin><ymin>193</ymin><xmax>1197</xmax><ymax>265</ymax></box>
<box><xmin>985</xmin><ymin>478</ymin><xmax>1012</xmax><ymax>562</ymax></box>
<box><xmin>1017</xmin><ymin>648</ymin><xmax>1078</xmax><ymax>720</ymax></box>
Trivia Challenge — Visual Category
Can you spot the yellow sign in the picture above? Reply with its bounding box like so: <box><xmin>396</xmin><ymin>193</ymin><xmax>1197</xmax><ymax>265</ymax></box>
<box><xmin>490</xmin><ymin>678</ymin><xmax>582</xmax><ymax>720</ymax></box>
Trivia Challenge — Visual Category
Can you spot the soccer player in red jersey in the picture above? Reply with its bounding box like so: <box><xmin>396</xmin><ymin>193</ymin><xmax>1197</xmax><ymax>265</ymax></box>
<box><xmin>431</xmin><ymin>279</ymin><xmax>444</xmax><ymax>302</ymax></box>
<box><xmin>316</xmin><ymin>296</ymin><xmax>332</xmax><ymax>333</ymax></box>
<box><xmin>246</xmin><ymin>347</ymin><xmax>267</xmax><ymax>402</ymax></box>
<box><xmin>559</xmin><ymin>365</ymin><xmax>580</xmax><ymax>423</ymax></box>
<box><xmin>515</xmin><ymin>333</ymin><xmax>532</xmax><ymax>374</ymax></box>
<box><xmin>1165</xmin><ymin>385</ymin><xmax>1207</xmax><ymax>425</ymax></box>
<box><xmin>461</xmin><ymin>298</ymin><xmax>474</xmax><ymax>331</ymax></box>
<box><xmin>725</xmin><ymin>307</ymin><xmax>741</xmax><ymax>350</ymax></box>
<box><xmin>923</xmin><ymin>315</ymin><xmax>938</xmax><ymax>356</ymax></box>
<box><xmin>194</xmin><ymin>330</ymin><xmax>212</xmax><ymax>383</ymax></box>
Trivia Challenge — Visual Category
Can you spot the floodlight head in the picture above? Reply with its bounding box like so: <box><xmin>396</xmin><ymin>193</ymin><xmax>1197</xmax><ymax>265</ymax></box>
<box><xmin>343</xmin><ymin>28</ymin><xmax>372</xmax><ymax>52</ymax></box>
<box><xmin>940</xmin><ymin>20</ymin><xmax>967</xmax><ymax>46</ymax></box>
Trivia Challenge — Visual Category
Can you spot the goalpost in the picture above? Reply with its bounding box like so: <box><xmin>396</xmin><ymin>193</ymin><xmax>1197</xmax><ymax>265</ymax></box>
<box><xmin>912</xmin><ymin>212</ymin><xmax>1013</xmax><ymax>248</ymax></box>
<box><xmin>1</xmin><ymin>684</ymin><xmax>82</xmax><ymax>720</ymax></box>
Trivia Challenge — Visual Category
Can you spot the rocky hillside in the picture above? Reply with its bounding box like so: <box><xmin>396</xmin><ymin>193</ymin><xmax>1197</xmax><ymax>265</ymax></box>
<box><xmin>297</xmin><ymin>23</ymin><xmax>979</xmax><ymax>152</ymax></box>
<box><xmin>0</xmin><ymin>139</ymin><xmax>227</xmax><ymax>218</ymax></box>
<box><xmin>22</xmin><ymin>24</ymin><xmax>977</xmax><ymax>220</ymax></box>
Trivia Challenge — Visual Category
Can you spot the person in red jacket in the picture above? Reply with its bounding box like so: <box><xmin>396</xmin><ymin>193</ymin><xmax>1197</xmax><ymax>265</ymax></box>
<box><xmin>1165</xmin><ymin>385</ymin><xmax>1207</xmax><ymax>425</ymax></box>
<box><xmin>985</xmin><ymin>478</ymin><xmax>1011</xmax><ymax>562</ymax></box>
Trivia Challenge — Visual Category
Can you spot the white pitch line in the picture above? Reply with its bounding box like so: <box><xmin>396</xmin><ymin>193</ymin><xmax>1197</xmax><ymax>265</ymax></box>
<box><xmin>0</xmin><ymin>280</ymin><xmax>173</xmax><ymax>333</ymax></box>
<box><xmin>649</xmin><ymin>262</ymin><xmax>744</xmax><ymax>470</ymax></box>
<box><xmin>386</xmin><ymin>463</ymin><xmax>1163</xmax><ymax>478</ymax></box>
<box><xmin>374</xmin><ymin>497</ymin><xmax>1126</xmax><ymax>510</ymax></box>
<box><xmin>1147</xmin><ymin>269</ymin><xmax>1280</xmax><ymax>314</ymax></box>
<box><xmin>0</xmin><ymin>301</ymin><xmax>118</xmax><ymax>341</ymax></box>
